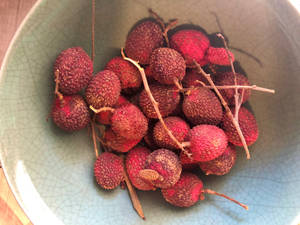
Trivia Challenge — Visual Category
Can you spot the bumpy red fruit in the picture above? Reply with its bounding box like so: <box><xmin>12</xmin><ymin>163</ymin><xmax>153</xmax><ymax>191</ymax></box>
<box><xmin>153</xmin><ymin>117</ymin><xmax>190</xmax><ymax>150</ymax></box>
<box><xmin>104</xmin><ymin>129</ymin><xmax>140</xmax><ymax>152</ymax></box>
<box><xmin>125</xmin><ymin>20</ymin><xmax>163</xmax><ymax>64</ymax></box>
<box><xmin>199</xmin><ymin>144</ymin><xmax>237</xmax><ymax>175</ymax></box>
<box><xmin>162</xmin><ymin>172</ymin><xmax>203</xmax><ymax>207</ymax></box>
<box><xmin>205</xmin><ymin>46</ymin><xmax>235</xmax><ymax>66</ymax></box>
<box><xmin>222</xmin><ymin>107</ymin><xmax>258</xmax><ymax>146</ymax></box>
<box><xmin>179</xmin><ymin>150</ymin><xmax>199</xmax><ymax>170</ymax></box>
<box><xmin>139</xmin><ymin>84</ymin><xmax>180</xmax><ymax>119</ymax></box>
<box><xmin>182</xmin><ymin>87</ymin><xmax>223</xmax><ymax>125</ymax></box>
<box><xmin>85</xmin><ymin>70</ymin><xmax>121</xmax><ymax>109</ymax></box>
<box><xmin>182</xmin><ymin>69</ymin><xmax>209</xmax><ymax>88</ymax></box>
<box><xmin>188</xmin><ymin>125</ymin><xmax>228</xmax><ymax>162</ymax></box>
<box><xmin>105</xmin><ymin>57</ymin><xmax>142</xmax><ymax>94</ymax></box>
<box><xmin>94</xmin><ymin>152</ymin><xmax>124</xmax><ymax>190</ymax></box>
<box><xmin>145</xmin><ymin>149</ymin><xmax>182</xmax><ymax>188</ymax></box>
<box><xmin>214</xmin><ymin>72</ymin><xmax>251</xmax><ymax>105</ymax></box>
<box><xmin>126</xmin><ymin>147</ymin><xmax>155</xmax><ymax>191</ymax></box>
<box><xmin>54</xmin><ymin>47</ymin><xmax>93</xmax><ymax>95</ymax></box>
<box><xmin>111</xmin><ymin>104</ymin><xmax>148</xmax><ymax>140</ymax></box>
<box><xmin>150</xmin><ymin>48</ymin><xmax>186</xmax><ymax>85</ymax></box>
<box><xmin>51</xmin><ymin>95</ymin><xmax>90</xmax><ymax>131</ymax></box>
<box><xmin>170</xmin><ymin>30</ymin><xmax>210</xmax><ymax>66</ymax></box>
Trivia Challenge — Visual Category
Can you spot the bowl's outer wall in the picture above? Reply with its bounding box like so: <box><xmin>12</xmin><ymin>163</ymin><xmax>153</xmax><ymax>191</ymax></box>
<box><xmin>0</xmin><ymin>0</ymin><xmax>299</xmax><ymax>225</ymax></box>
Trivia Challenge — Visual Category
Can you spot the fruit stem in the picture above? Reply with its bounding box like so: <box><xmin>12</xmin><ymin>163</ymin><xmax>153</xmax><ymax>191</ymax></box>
<box><xmin>139</xmin><ymin>169</ymin><xmax>160</xmax><ymax>181</ymax></box>
<box><xmin>91</xmin><ymin>118</ymin><xmax>99</xmax><ymax>158</ymax></box>
<box><xmin>121</xmin><ymin>48</ymin><xmax>191</xmax><ymax>158</ymax></box>
<box><xmin>54</xmin><ymin>69</ymin><xmax>64</xmax><ymax>106</ymax></box>
<box><xmin>121</xmin><ymin>156</ymin><xmax>146</xmax><ymax>220</ymax></box>
<box><xmin>91</xmin><ymin>0</ymin><xmax>95</xmax><ymax>61</ymax></box>
<box><xmin>202</xmin><ymin>189</ymin><xmax>249</xmax><ymax>210</ymax></box>
<box><xmin>181</xmin><ymin>142</ymin><xmax>191</xmax><ymax>148</ymax></box>
<box><xmin>89</xmin><ymin>105</ymin><xmax>115</xmax><ymax>114</ymax></box>
<box><xmin>173</xmin><ymin>78</ymin><xmax>183</xmax><ymax>90</ymax></box>
<box><xmin>193</xmin><ymin>60</ymin><xmax>251</xmax><ymax>159</ymax></box>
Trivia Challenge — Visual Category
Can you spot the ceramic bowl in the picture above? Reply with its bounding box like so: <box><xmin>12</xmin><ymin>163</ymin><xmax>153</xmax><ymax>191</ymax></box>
<box><xmin>1</xmin><ymin>0</ymin><xmax>300</xmax><ymax>224</ymax></box>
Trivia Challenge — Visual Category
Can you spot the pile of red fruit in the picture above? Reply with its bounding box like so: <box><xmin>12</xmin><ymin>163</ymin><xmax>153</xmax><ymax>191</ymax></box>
<box><xmin>50</xmin><ymin>12</ymin><xmax>274</xmax><ymax>219</ymax></box>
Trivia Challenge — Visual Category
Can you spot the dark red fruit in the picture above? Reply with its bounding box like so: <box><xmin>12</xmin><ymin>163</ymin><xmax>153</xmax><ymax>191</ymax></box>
<box><xmin>51</xmin><ymin>95</ymin><xmax>90</xmax><ymax>131</ymax></box>
<box><xmin>179</xmin><ymin>150</ymin><xmax>199</xmax><ymax>170</ymax></box>
<box><xmin>94</xmin><ymin>152</ymin><xmax>124</xmax><ymax>190</ymax></box>
<box><xmin>205</xmin><ymin>47</ymin><xmax>235</xmax><ymax>66</ymax></box>
<box><xmin>182</xmin><ymin>69</ymin><xmax>209</xmax><ymax>88</ymax></box>
<box><xmin>143</xmin><ymin>120</ymin><xmax>157</xmax><ymax>150</ymax></box>
<box><xmin>54</xmin><ymin>47</ymin><xmax>93</xmax><ymax>95</ymax></box>
<box><xmin>125</xmin><ymin>20</ymin><xmax>164</xmax><ymax>64</ymax></box>
<box><xmin>222</xmin><ymin>107</ymin><xmax>258</xmax><ymax>146</ymax></box>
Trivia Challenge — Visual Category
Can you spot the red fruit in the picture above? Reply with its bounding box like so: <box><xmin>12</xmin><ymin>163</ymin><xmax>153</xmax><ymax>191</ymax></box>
<box><xmin>179</xmin><ymin>150</ymin><xmax>199</xmax><ymax>170</ymax></box>
<box><xmin>170</xmin><ymin>30</ymin><xmax>210</xmax><ymax>67</ymax></box>
<box><xmin>153</xmin><ymin>117</ymin><xmax>190</xmax><ymax>150</ymax></box>
<box><xmin>214</xmin><ymin>72</ymin><xmax>251</xmax><ymax>105</ymax></box>
<box><xmin>54</xmin><ymin>47</ymin><xmax>93</xmax><ymax>95</ymax></box>
<box><xmin>199</xmin><ymin>144</ymin><xmax>237</xmax><ymax>175</ymax></box>
<box><xmin>139</xmin><ymin>84</ymin><xmax>180</xmax><ymax>119</ymax></box>
<box><xmin>222</xmin><ymin>107</ymin><xmax>259</xmax><ymax>146</ymax></box>
<box><xmin>182</xmin><ymin>87</ymin><xmax>223</xmax><ymax>125</ymax></box>
<box><xmin>51</xmin><ymin>95</ymin><xmax>90</xmax><ymax>131</ymax></box>
<box><xmin>188</xmin><ymin>125</ymin><xmax>228</xmax><ymax>162</ymax></box>
<box><xmin>144</xmin><ymin>149</ymin><xmax>182</xmax><ymax>188</ymax></box>
<box><xmin>126</xmin><ymin>147</ymin><xmax>155</xmax><ymax>191</ymax></box>
<box><xmin>111</xmin><ymin>104</ymin><xmax>148</xmax><ymax>140</ymax></box>
<box><xmin>182</xmin><ymin>69</ymin><xmax>210</xmax><ymax>88</ymax></box>
<box><xmin>96</xmin><ymin>96</ymin><xmax>130</xmax><ymax>125</ymax></box>
<box><xmin>104</xmin><ymin>129</ymin><xmax>140</xmax><ymax>153</ymax></box>
<box><xmin>143</xmin><ymin>120</ymin><xmax>157</xmax><ymax>150</ymax></box>
<box><xmin>94</xmin><ymin>152</ymin><xmax>124</xmax><ymax>190</ymax></box>
<box><xmin>85</xmin><ymin>70</ymin><xmax>121</xmax><ymax>109</ymax></box>
<box><xmin>150</xmin><ymin>48</ymin><xmax>186</xmax><ymax>85</ymax></box>
<box><xmin>161</xmin><ymin>172</ymin><xmax>203</xmax><ymax>207</ymax></box>
<box><xmin>205</xmin><ymin>46</ymin><xmax>235</xmax><ymax>66</ymax></box>
<box><xmin>125</xmin><ymin>20</ymin><xmax>164</xmax><ymax>64</ymax></box>
<box><xmin>105</xmin><ymin>57</ymin><xmax>142</xmax><ymax>94</ymax></box>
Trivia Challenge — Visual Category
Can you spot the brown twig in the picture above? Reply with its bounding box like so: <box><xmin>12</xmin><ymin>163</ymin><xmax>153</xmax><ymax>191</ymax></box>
<box><xmin>54</xmin><ymin>69</ymin><xmax>64</xmax><ymax>106</ymax></box>
<box><xmin>121</xmin><ymin>48</ymin><xmax>191</xmax><ymax>157</ymax></box>
<box><xmin>194</xmin><ymin>60</ymin><xmax>251</xmax><ymax>159</ymax></box>
<box><xmin>90</xmin><ymin>105</ymin><xmax>115</xmax><ymax>114</ymax></box>
<box><xmin>91</xmin><ymin>117</ymin><xmax>99</xmax><ymax>158</ymax></box>
<box><xmin>91</xmin><ymin>0</ymin><xmax>95</xmax><ymax>61</ymax></box>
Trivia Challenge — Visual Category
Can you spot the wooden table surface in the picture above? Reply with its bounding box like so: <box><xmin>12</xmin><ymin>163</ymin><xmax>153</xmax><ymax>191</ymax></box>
<box><xmin>0</xmin><ymin>1</ymin><xmax>37</xmax><ymax>224</ymax></box>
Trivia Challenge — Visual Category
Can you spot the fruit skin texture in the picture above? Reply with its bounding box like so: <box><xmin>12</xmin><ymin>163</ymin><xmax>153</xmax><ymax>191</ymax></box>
<box><xmin>222</xmin><ymin>107</ymin><xmax>258</xmax><ymax>146</ymax></box>
<box><xmin>94</xmin><ymin>152</ymin><xmax>124</xmax><ymax>190</ymax></box>
<box><xmin>126</xmin><ymin>147</ymin><xmax>155</xmax><ymax>191</ymax></box>
<box><xmin>182</xmin><ymin>69</ymin><xmax>209</xmax><ymax>88</ymax></box>
<box><xmin>54</xmin><ymin>47</ymin><xmax>93</xmax><ymax>95</ymax></box>
<box><xmin>105</xmin><ymin>57</ymin><xmax>142</xmax><ymax>94</ymax></box>
<box><xmin>139</xmin><ymin>84</ymin><xmax>180</xmax><ymax>119</ymax></box>
<box><xmin>145</xmin><ymin>149</ymin><xmax>182</xmax><ymax>188</ymax></box>
<box><xmin>182</xmin><ymin>87</ymin><xmax>223</xmax><ymax>125</ymax></box>
<box><xmin>153</xmin><ymin>117</ymin><xmax>190</xmax><ymax>150</ymax></box>
<box><xmin>161</xmin><ymin>172</ymin><xmax>203</xmax><ymax>207</ymax></box>
<box><xmin>188</xmin><ymin>125</ymin><xmax>228</xmax><ymax>162</ymax></box>
<box><xmin>104</xmin><ymin>129</ymin><xmax>141</xmax><ymax>153</ymax></box>
<box><xmin>205</xmin><ymin>46</ymin><xmax>235</xmax><ymax>66</ymax></box>
<box><xmin>125</xmin><ymin>20</ymin><xmax>163</xmax><ymax>64</ymax></box>
<box><xmin>111</xmin><ymin>104</ymin><xmax>148</xmax><ymax>140</ymax></box>
<box><xmin>179</xmin><ymin>150</ymin><xmax>199</xmax><ymax>170</ymax></box>
<box><xmin>85</xmin><ymin>70</ymin><xmax>121</xmax><ymax>109</ymax></box>
<box><xmin>199</xmin><ymin>144</ymin><xmax>237</xmax><ymax>175</ymax></box>
<box><xmin>150</xmin><ymin>48</ymin><xmax>186</xmax><ymax>85</ymax></box>
<box><xmin>170</xmin><ymin>29</ymin><xmax>210</xmax><ymax>67</ymax></box>
<box><xmin>51</xmin><ymin>95</ymin><xmax>90</xmax><ymax>131</ymax></box>
<box><xmin>214</xmin><ymin>72</ymin><xmax>251</xmax><ymax>105</ymax></box>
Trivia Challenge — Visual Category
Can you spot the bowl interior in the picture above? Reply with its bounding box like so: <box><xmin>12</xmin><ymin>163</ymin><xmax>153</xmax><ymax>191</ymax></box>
<box><xmin>0</xmin><ymin>0</ymin><xmax>300</xmax><ymax>225</ymax></box>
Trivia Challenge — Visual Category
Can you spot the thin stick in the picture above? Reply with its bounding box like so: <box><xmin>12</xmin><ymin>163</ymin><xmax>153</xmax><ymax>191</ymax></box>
<box><xmin>90</xmin><ymin>105</ymin><xmax>115</xmax><ymax>114</ymax></box>
<box><xmin>91</xmin><ymin>118</ymin><xmax>99</xmax><ymax>158</ymax></box>
<box><xmin>149</xmin><ymin>8</ymin><xmax>165</xmax><ymax>30</ymax></box>
<box><xmin>203</xmin><ymin>189</ymin><xmax>249</xmax><ymax>210</ymax></box>
<box><xmin>194</xmin><ymin>61</ymin><xmax>251</xmax><ymax>159</ymax></box>
<box><xmin>54</xmin><ymin>69</ymin><xmax>64</xmax><ymax>106</ymax></box>
<box><xmin>122</xmin><ymin>156</ymin><xmax>145</xmax><ymax>220</ymax></box>
<box><xmin>91</xmin><ymin>0</ymin><xmax>95</xmax><ymax>61</ymax></box>
<box><xmin>121</xmin><ymin>48</ymin><xmax>191</xmax><ymax>157</ymax></box>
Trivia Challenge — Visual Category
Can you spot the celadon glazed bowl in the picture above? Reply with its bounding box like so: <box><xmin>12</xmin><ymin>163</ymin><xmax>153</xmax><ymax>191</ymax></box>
<box><xmin>1</xmin><ymin>0</ymin><xmax>300</xmax><ymax>224</ymax></box>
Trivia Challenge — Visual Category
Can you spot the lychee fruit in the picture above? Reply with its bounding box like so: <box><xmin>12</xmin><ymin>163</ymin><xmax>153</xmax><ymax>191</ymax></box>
<box><xmin>105</xmin><ymin>57</ymin><xmax>142</xmax><ymax>94</ymax></box>
<box><xmin>153</xmin><ymin>116</ymin><xmax>190</xmax><ymax>150</ymax></box>
<box><xmin>139</xmin><ymin>84</ymin><xmax>180</xmax><ymax>119</ymax></box>
<box><xmin>214</xmin><ymin>72</ymin><xmax>251</xmax><ymax>105</ymax></box>
<box><xmin>179</xmin><ymin>150</ymin><xmax>199</xmax><ymax>171</ymax></box>
<box><xmin>169</xmin><ymin>29</ymin><xmax>210</xmax><ymax>67</ymax></box>
<box><xmin>51</xmin><ymin>95</ymin><xmax>90</xmax><ymax>131</ymax></box>
<box><xmin>222</xmin><ymin>107</ymin><xmax>258</xmax><ymax>146</ymax></box>
<box><xmin>182</xmin><ymin>69</ymin><xmax>209</xmax><ymax>88</ymax></box>
<box><xmin>149</xmin><ymin>48</ymin><xmax>186</xmax><ymax>85</ymax></box>
<box><xmin>187</xmin><ymin>125</ymin><xmax>228</xmax><ymax>162</ymax></box>
<box><xmin>54</xmin><ymin>47</ymin><xmax>93</xmax><ymax>95</ymax></box>
<box><xmin>205</xmin><ymin>46</ymin><xmax>235</xmax><ymax>66</ymax></box>
<box><xmin>94</xmin><ymin>152</ymin><xmax>124</xmax><ymax>190</ymax></box>
<box><xmin>125</xmin><ymin>20</ymin><xmax>164</xmax><ymax>64</ymax></box>
<box><xmin>199</xmin><ymin>144</ymin><xmax>237</xmax><ymax>175</ymax></box>
<box><xmin>111</xmin><ymin>104</ymin><xmax>148</xmax><ymax>140</ymax></box>
<box><xmin>125</xmin><ymin>147</ymin><xmax>155</xmax><ymax>191</ymax></box>
<box><xmin>182</xmin><ymin>87</ymin><xmax>223</xmax><ymax>125</ymax></box>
